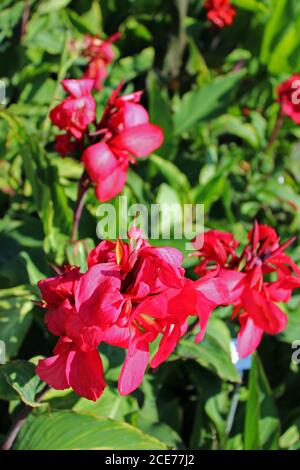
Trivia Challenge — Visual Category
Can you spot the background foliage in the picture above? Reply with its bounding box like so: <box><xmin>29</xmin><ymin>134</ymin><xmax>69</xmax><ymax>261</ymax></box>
<box><xmin>0</xmin><ymin>0</ymin><xmax>300</xmax><ymax>450</ymax></box>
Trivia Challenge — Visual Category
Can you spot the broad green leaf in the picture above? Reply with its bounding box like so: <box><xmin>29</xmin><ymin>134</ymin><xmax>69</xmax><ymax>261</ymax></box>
<box><xmin>0</xmin><ymin>286</ymin><xmax>34</xmax><ymax>359</ymax></box>
<box><xmin>13</xmin><ymin>411</ymin><xmax>168</xmax><ymax>450</ymax></box>
<box><xmin>0</xmin><ymin>110</ymin><xmax>72</xmax><ymax>264</ymax></box>
<box><xmin>73</xmin><ymin>388</ymin><xmax>139</xmax><ymax>421</ymax></box>
<box><xmin>211</xmin><ymin>115</ymin><xmax>260</xmax><ymax>148</ymax></box>
<box><xmin>0</xmin><ymin>360</ymin><xmax>44</xmax><ymax>406</ymax></box>
<box><xmin>150</xmin><ymin>154</ymin><xmax>190</xmax><ymax>195</ymax></box>
<box><xmin>39</xmin><ymin>0</ymin><xmax>72</xmax><ymax>14</ymax></box>
<box><xmin>260</xmin><ymin>0</ymin><xmax>300</xmax><ymax>73</ymax></box>
<box><xmin>191</xmin><ymin>174</ymin><xmax>226</xmax><ymax>208</ymax></box>
<box><xmin>176</xmin><ymin>319</ymin><xmax>241</xmax><ymax>383</ymax></box>
<box><xmin>231</xmin><ymin>0</ymin><xmax>268</xmax><ymax>12</ymax></box>
<box><xmin>244</xmin><ymin>354</ymin><xmax>280</xmax><ymax>450</ymax></box>
<box><xmin>147</xmin><ymin>71</ymin><xmax>176</xmax><ymax>159</ymax></box>
<box><xmin>173</xmin><ymin>70</ymin><xmax>245</xmax><ymax>135</ymax></box>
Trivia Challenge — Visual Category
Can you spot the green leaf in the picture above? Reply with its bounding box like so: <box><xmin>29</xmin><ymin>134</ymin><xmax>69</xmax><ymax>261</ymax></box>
<box><xmin>260</xmin><ymin>0</ymin><xmax>300</xmax><ymax>73</ymax></box>
<box><xmin>0</xmin><ymin>286</ymin><xmax>33</xmax><ymax>359</ymax></box>
<box><xmin>73</xmin><ymin>388</ymin><xmax>139</xmax><ymax>421</ymax></box>
<box><xmin>176</xmin><ymin>319</ymin><xmax>241</xmax><ymax>383</ymax></box>
<box><xmin>13</xmin><ymin>411</ymin><xmax>168</xmax><ymax>450</ymax></box>
<box><xmin>39</xmin><ymin>0</ymin><xmax>72</xmax><ymax>14</ymax></box>
<box><xmin>211</xmin><ymin>115</ymin><xmax>260</xmax><ymax>148</ymax></box>
<box><xmin>0</xmin><ymin>360</ymin><xmax>44</xmax><ymax>406</ymax></box>
<box><xmin>147</xmin><ymin>71</ymin><xmax>176</xmax><ymax>159</ymax></box>
<box><xmin>0</xmin><ymin>110</ymin><xmax>72</xmax><ymax>263</ymax></box>
<box><xmin>244</xmin><ymin>354</ymin><xmax>280</xmax><ymax>450</ymax></box>
<box><xmin>150</xmin><ymin>154</ymin><xmax>190</xmax><ymax>195</ymax></box>
<box><xmin>191</xmin><ymin>173</ymin><xmax>226</xmax><ymax>208</ymax></box>
<box><xmin>231</xmin><ymin>0</ymin><xmax>268</xmax><ymax>12</ymax></box>
<box><xmin>173</xmin><ymin>70</ymin><xmax>245</xmax><ymax>135</ymax></box>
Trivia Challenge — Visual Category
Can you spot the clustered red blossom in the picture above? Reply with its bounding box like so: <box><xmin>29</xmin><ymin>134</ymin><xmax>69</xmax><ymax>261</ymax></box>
<box><xmin>204</xmin><ymin>0</ymin><xmax>236</xmax><ymax>28</ymax></box>
<box><xmin>82</xmin><ymin>85</ymin><xmax>163</xmax><ymax>201</ymax></box>
<box><xmin>36</xmin><ymin>224</ymin><xmax>300</xmax><ymax>401</ymax></box>
<box><xmin>49</xmin><ymin>34</ymin><xmax>163</xmax><ymax>202</ymax></box>
<box><xmin>192</xmin><ymin>222</ymin><xmax>300</xmax><ymax>358</ymax></box>
<box><xmin>36</xmin><ymin>228</ymin><xmax>240</xmax><ymax>400</ymax></box>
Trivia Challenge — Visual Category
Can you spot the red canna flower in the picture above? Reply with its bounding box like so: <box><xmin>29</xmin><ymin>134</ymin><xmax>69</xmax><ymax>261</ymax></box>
<box><xmin>38</xmin><ymin>266</ymin><xmax>81</xmax><ymax>336</ymax></box>
<box><xmin>82</xmin><ymin>85</ymin><xmax>164</xmax><ymax>202</ymax></box>
<box><xmin>36</xmin><ymin>263</ymin><xmax>123</xmax><ymax>401</ymax></box>
<box><xmin>82</xmin><ymin>33</ymin><xmax>121</xmax><ymax>90</ymax></box>
<box><xmin>36</xmin><ymin>336</ymin><xmax>106</xmax><ymax>402</ymax></box>
<box><xmin>88</xmin><ymin>228</ymin><xmax>237</xmax><ymax>395</ymax></box>
<box><xmin>192</xmin><ymin>229</ymin><xmax>238</xmax><ymax>276</ymax></box>
<box><xmin>54</xmin><ymin>133</ymin><xmax>77</xmax><ymax>157</ymax></box>
<box><xmin>193</xmin><ymin>222</ymin><xmax>300</xmax><ymax>358</ymax></box>
<box><xmin>204</xmin><ymin>0</ymin><xmax>236</xmax><ymax>29</ymax></box>
<box><xmin>277</xmin><ymin>74</ymin><xmax>300</xmax><ymax>124</ymax></box>
<box><xmin>36</xmin><ymin>227</ymin><xmax>241</xmax><ymax>400</ymax></box>
<box><xmin>50</xmin><ymin>79</ymin><xmax>96</xmax><ymax>139</ymax></box>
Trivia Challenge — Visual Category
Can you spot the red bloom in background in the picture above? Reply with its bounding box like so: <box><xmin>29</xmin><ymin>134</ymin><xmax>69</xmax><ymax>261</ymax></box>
<box><xmin>50</xmin><ymin>79</ymin><xmax>96</xmax><ymax>139</ymax></box>
<box><xmin>193</xmin><ymin>222</ymin><xmax>300</xmax><ymax>358</ymax></box>
<box><xmin>204</xmin><ymin>0</ymin><xmax>236</xmax><ymax>28</ymax></box>
<box><xmin>82</xmin><ymin>33</ymin><xmax>121</xmax><ymax>90</ymax></box>
<box><xmin>82</xmin><ymin>86</ymin><xmax>164</xmax><ymax>202</ymax></box>
<box><xmin>277</xmin><ymin>74</ymin><xmax>300</xmax><ymax>124</ymax></box>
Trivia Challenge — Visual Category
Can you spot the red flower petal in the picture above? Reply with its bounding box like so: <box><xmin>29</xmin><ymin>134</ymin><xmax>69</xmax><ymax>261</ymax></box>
<box><xmin>110</xmin><ymin>123</ymin><xmax>164</xmax><ymax>158</ymax></box>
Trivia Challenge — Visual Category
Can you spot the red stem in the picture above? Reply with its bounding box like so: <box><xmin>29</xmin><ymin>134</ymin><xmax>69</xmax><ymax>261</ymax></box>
<box><xmin>71</xmin><ymin>170</ymin><xmax>91</xmax><ymax>242</ymax></box>
<box><xmin>266</xmin><ymin>111</ymin><xmax>284</xmax><ymax>152</ymax></box>
<box><xmin>1</xmin><ymin>385</ymin><xmax>50</xmax><ymax>451</ymax></box>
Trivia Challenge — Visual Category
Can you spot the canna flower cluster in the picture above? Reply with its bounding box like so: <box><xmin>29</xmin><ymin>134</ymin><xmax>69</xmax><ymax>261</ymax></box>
<box><xmin>82</xmin><ymin>85</ymin><xmax>163</xmax><ymax>201</ymax></box>
<box><xmin>204</xmin><ymin>0</ymin><xmax>236</xmax><ymax>29</ymax></box>
<box><xmin>50</xmin><ymin>80</ymin><xmax>163</xmax><ymax>201</ymax></box>
<box><xmin>36</xmin><ymin>228</ymin><xmax>240</xmax><ymax>401</ymax></box>
<box><xmin>193</xmin><ymin>222</ymin><xmax>300</xmax><ymax>358</ymax></box>
<box><xmin>50</xmin><ymin>30</ymin><xmax>162</xmax><ymax>202</ymax></box>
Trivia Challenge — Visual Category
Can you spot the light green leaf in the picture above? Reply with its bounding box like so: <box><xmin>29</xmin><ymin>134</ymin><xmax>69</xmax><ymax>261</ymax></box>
<box><xmin>150</xmin><ymin>154</ymin><xmax>190</xmax><ymax>194</ymax></box>
<box><xmin>244</xmin><ymin>354</ymin><xmax>280</xmax><ymax>450</ymax></box>
<box><xmin>176</xmin><ymin>319</ymin><xmax>241</xmax><ymax>383</ymax></box>
<box><xmin>13</xmin><ymin>411</ymin><xmax>168</xmax><ymax>450</ymax></box>
<box><xmin>0</xmin><ymin>360</ymin><xmax>44</xmax><ymax>406</ymax></box>
<box><xmin>0</xmin><ymin>286</ymin><xmax>34</xmax><ymax>359</ymax></box>
<box><xmin>173</xmin><ymin>70</ymin><xmax>245</xmax><ymax>135</ymax></box>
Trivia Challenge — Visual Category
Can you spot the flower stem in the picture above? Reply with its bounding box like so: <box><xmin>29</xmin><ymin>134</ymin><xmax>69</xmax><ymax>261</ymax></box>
<box><xmin>266</xmin><ymin>111</ymin><xmax>284</xmax><ymax>152</ymax></box>
<box><xmin>71</xmin><ymin>170</ymin><xmax>91</xmax><ymax>242</ymax></box>
<box><xmin>41</xmin><ymin>30</ymin><xmax>73</xmax><ymax>143</ymax></box>
<box><xmin>1</xmin><ymin>385</ymin><xmax>50</xmax><ymax>451</ymax></box>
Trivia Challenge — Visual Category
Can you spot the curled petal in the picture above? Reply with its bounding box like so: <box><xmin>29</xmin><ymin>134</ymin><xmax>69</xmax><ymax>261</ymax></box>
<box><xmin>110</xmin><ymin>123</ymin><xmax>164</xmax><ymax>158</ymax></box>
